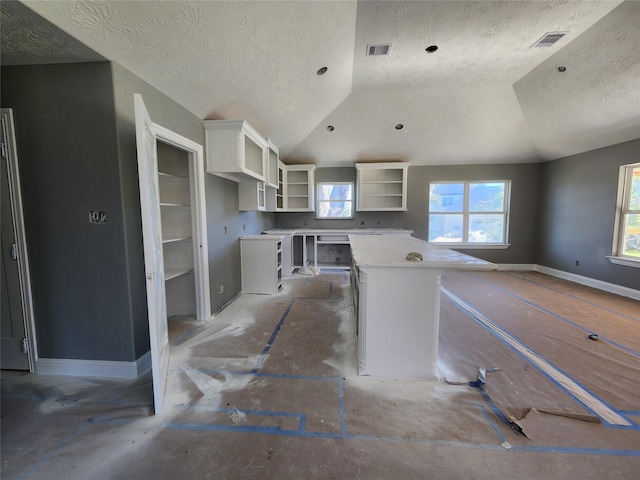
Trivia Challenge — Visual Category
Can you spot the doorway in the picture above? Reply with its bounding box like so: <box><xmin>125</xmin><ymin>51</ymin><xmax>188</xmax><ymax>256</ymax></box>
<box><xmin>134</xmin><ymin>94</ymin><xmax>210</xmax><ymax>414</ymax></box>
<box><xmin>1</xmin><ymin>108</ymin><xmax>36</xmax><ymax>372</ymax></box>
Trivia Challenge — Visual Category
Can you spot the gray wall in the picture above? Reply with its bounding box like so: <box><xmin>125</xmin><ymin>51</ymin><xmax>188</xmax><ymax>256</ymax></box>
<box><xmin>1</xmin><ymin>61</ymin><xmax>274</xmax><ymax>364</ymax></box>
<box><xmin>111</xmin><ymin>62</ymin><xmax>276</xmax><ymax>336</ymax></box>
<box><xmin>2</xmin><ymin>63</ymin><xmax>135</xmax><ymax>361</ymax></box>
<box><xmin>538</xmin><ymin>139</ymin><xmax>640</xmax><ymax>290</ymax></box>
<box><xmin>276</xmin><ymin>163</ymin><xmax>542</xmax><ymax>264</ymax></box>
<box><xmin>407</xmin><ymin>163</ymin><xmax>541</xmax><ymax>264</ymax></box>
<box><xmin>275</xmin><ymin>167</ymin><xmax>407</xmax><ymax>230</ymax></box>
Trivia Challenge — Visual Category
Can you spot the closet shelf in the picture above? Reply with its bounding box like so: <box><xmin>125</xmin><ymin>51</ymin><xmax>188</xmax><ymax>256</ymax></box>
<box><xmin>160</xmin><ymin>202</ymin><xmax>191</xmax><ymax>207</ymax></box>
<box><xmin>165</xmin><ymin>268</ymin><xmax>193</xmax><ymax>281</ymax></box>
<box><xmin>162</xmin><ymin>236</ymin><xmax>192</xmax><ymax>244</ymax></box>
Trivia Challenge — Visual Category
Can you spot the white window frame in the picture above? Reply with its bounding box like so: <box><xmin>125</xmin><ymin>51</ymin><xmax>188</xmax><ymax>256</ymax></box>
<box><xmin>316</xmin><ymin>182</ymin><xmax>354</xmax><ymax>219</ymax></box>
<box><xmin>608</xmin><ymin>163</ymin><xmax>640</xmax><ymax>268</ymax></box>
<box><xmin>428</xmin><ymin>180</ymin><xmax>511</xmax><ymax>248</ymax></box>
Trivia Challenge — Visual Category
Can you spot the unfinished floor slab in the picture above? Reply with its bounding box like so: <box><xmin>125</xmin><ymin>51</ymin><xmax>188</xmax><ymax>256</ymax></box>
<box><xmin>2</xmin><ymin>272</ymin><xmax>639</xmax><ymax>479</ymax></box>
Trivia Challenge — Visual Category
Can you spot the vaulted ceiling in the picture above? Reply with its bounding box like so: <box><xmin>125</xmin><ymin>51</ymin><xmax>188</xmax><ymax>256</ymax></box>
<box><xmin>2</xmin><ymin>1</ymin><xmax>639</xmax><ymax>166</ymax></box>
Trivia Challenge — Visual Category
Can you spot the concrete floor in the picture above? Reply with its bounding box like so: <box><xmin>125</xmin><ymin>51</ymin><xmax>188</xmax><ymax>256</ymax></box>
<box><xmin>2</xmin><ymin>272</ymin><xmax>639</xmax><ymax>479</ymax></box>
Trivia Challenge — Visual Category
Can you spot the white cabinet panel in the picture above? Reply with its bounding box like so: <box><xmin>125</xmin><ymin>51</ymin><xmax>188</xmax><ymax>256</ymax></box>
<box><xmin>240</xmin><ymin>235</ymin><xmax>283</xmax><ymax>294</ymax></box>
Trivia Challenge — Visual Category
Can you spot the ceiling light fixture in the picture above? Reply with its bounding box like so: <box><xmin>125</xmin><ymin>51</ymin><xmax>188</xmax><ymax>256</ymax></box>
<box><xmin>557</xmin><ymin>66</ymin><xmax>567</xmax><ymax>72</ymax></box>
<box><xmin>425</xmin><ymin>45</ymin><xmax>438</xmax><ymax>53</ymax></box>
<box><xmin>326</xmin><ymin>125</ymin><xmax>335</xmax><ymax>132</ymax></box>
<box><xmin>317</xmin><ymin>66</ymin><xmax>328</xmax><ymax>75</ymax></box>
<box><xmin>395</xmin><ymin>124</ymin><xmax>404</xmax><ymax>130</ymax></box>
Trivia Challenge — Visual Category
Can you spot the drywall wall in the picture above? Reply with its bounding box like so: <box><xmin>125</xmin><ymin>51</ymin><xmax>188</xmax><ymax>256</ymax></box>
<box><xmin>275</xmin><ymin>167</ymin><xmax>405</xmax><ymax>230</ymax></box>
<box><xmin>111</xmin><ymin>62</ymin><xmax>207</xmax><ymax>359</ymax></box>
<box><xmin>111</xmin><ymin>62</ymin><xmax>275</xmax><ymax>353</ymax></box>
<box><xmin>538</xmin><ymin>139</ymin><xmax>640</xmax><ymax>290</ymax></box>
<box><xmin>407</xmin><ymin>163</ymin><xmax>541</xmax><ymax>264</ymax></box>
<box><xmin>1</xmin><ymin>60</ymin><xmax>275</xmax><ymax>367</ymax></box>
<box><xmin>1</xmin><ymin>63</ymin><xmax>135</xmax><ymax>361</ymax></box>
<box><xmin>276</xmin><ymin>164</ymin><xmax>541</xmax><ymax>264</ymax></box>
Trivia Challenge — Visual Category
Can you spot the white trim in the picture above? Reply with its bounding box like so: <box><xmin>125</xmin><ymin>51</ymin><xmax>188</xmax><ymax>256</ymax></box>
<box><xmin>535</xmin><ymin>265</ymin><xmax>640</xmax><ymax>301</ymax></box>
<box><xmin>1</xmin><ymin>108</ymin><xmax>38</xmax><ymax>373</ymax></box>
<box><xmin>440</xmin><ymin>243</ymin><xmax>510</xmax><ymax>250</ymax></box>
<box><xmin>154</xmin><ymin>123</ymin><xmax>211</xmax><ymax>322</ymax></box>
<box><xmin>606</xmin><ymin>256</ymin><xmax>640</xmax><ymax>268</ymax></box>
<box><xmin>488</xmin><ymin>263</ymin><xmax>639</xmax><ymax>300</ymax></box>
<box><xmin>443</xmin><ymin>288</ymin><xmax>632</xmax><ymax>426</ymax></box>
<box><xmin>495</xmin><ymin>264</ymin><xmax>537</xmax><ymax>271</ymax></box>
<box><xmin>36</xmin><ymin>351</ymin><xmax>151</xmax><ymax>379</ymax></box>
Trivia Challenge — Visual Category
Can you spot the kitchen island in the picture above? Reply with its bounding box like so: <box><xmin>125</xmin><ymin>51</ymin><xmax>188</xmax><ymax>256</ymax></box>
<box><xmin>349</xmin><ymin>234</ymin><xmax>495</xmax><ymax>380</ymax></box>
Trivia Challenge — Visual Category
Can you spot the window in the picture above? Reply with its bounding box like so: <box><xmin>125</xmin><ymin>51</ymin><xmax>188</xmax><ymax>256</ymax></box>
<box><xmin>610</xmin><ymin>163</ymin><xmax>640</xmax><ymax>265</ymax></box>
<box><xmin>428</xmin><ymin>181</ymin><xmax>510</xmax><ymax>245</ymax></box>
<box><xmin>317</xmin><ymin>182</ymin><xmax>354</xmax><ymax>219</ymax></box>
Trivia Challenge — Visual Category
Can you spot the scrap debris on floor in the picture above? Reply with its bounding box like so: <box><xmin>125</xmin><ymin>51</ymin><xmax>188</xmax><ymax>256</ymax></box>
<box><xmin>2</xmin><ymin>271</ymin><xmax>639</xmax><ymax>479</ymax></box>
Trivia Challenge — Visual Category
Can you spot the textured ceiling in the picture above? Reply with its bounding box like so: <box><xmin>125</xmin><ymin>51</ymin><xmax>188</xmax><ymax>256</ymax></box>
<box><xmin>3</xmin><ymin>1</ymin><xmax>639</xmax><ymax>167</ymax></box>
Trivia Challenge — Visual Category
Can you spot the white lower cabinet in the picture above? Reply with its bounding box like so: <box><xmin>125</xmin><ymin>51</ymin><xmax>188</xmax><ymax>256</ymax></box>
<box><xmin>240</xmin><ymin>235</ymin><xmax>283</xmax><ymax>294</ymax></box>
<box><xmin>349</xmin><ymin>235</ymin><xmax>495</xmax><ymax>379</ymax></box>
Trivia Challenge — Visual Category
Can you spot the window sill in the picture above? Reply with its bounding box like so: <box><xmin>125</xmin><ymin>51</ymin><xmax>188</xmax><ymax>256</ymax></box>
<box><xmin>429</xmin><ymin>243</ymin><xmax>511</xmax><ymax>250</ymax></box>
<box><xmin>606</xmin><ymin>256</ymin><xmax>640</xmax><ymax>268</ymax></box>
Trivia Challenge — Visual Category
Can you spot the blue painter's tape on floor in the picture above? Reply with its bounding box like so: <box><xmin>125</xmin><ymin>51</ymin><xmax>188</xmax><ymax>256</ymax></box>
<box><xmin>503</xmin><ymin>271</ymin><xmax>640</xmax><ymax>324</ymax></box>
<box><xmin>475</xmin><ymin>401</ymin><xmax>507</xmax><ymax>443</ymax></box>
<box><xmin>252</xmin><ymin>298</ymin><xmax>296</xmax><ymax>373</ymax></box>
<box><xmin>470</xmin><ymin>273</ymin><xmax>640</xmax><ymax>358</ymax></box>
<box><xmin>442</xmin><ymin>288</ymin><xmax>639</xmax><ymax>431</ymax></box>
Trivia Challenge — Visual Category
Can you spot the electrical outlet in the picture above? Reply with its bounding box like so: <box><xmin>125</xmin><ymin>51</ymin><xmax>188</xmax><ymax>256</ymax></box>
<box><xmin>218</xmin><ymin>284</ymin><xmax>224</xmax><ymax>294</ymax></box>
<box><xmin>243</xmin><ymin>224</ymin><xmax>246</xmax><ymax>231</ymax></box>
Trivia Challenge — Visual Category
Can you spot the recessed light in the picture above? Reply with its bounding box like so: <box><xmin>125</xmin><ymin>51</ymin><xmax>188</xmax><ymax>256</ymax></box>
<box><xmin>425</xmin><ymin>45</ymin><xmax>438</xmax><ymax>53</ymax></box>
<box><xmin>557</xmin><ymin>66</ymin><xmax>567</xmax><ymax>72</ymax></box>
<box><xmin>326</xmin><ymin>125</ymin><xmax>335</xmax><ymax>132</ymax></box>
<box><xmin>317</xmin><ymin>66</ymin><xmax>328</xmax><ymax>75</ymax></box>
<box><xmin>395</xmin><ymin>124</ymin><xmax>404</xmax><ymax>130</ymax></box>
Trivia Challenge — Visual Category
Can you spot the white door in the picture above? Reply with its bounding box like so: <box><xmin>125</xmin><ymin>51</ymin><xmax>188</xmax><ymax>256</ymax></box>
<box><xmin>134</xmin><ymin>94</ymin><xmax>169</xmax><ymax>414</ymax></box>
<box><xmin>1</xmin><ymin>116</ymin><xmax>29</xmax><ymax>370</ymax></box>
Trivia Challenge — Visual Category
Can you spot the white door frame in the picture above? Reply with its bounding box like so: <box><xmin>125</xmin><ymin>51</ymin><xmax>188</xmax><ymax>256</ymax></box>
<box><xmin>1</xmin><ymin>108</ymin><xmax>38</xmax><ymax>372</ymax></box>
<box><xmin>154</xmin><ymin>123</ymin><xmax>211</xmax><ymax>321</ymax></box>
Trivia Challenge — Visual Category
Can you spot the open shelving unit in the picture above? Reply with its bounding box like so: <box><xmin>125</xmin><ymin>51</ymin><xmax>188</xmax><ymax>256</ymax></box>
<box><xmin>158</xmin><ymin>144</ymin><xmax>196</xmax><ymax>316</ymax></box>
<box><xmin>356</xmin><ymin>162</ymin><xmax>410</xmax><ymax>211</ymax></box>
<box><xmin>285</xmin><ymin>164</ymin><xmax>315</xmax><ymax>212</ymax></box>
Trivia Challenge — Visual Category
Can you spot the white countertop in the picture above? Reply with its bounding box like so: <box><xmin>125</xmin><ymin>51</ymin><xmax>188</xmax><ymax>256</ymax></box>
<box><xmin>241</xmin><ymin>234</ymin><xmax>283</xmax><ymax>241</ymax></box>
<box><xmin>264</xmin><ymin>228</ymin><xmax>412</xmax><ymax>236</ymax></box>
<box><xmin>349</xmin><ymin>234</ymin><xmax>496</xmax><ymax>270</ymax></box>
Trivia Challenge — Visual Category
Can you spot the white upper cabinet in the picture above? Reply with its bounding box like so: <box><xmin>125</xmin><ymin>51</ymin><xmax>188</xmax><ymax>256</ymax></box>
<box><xmin>285</xmin><ymin>164</ymin><xmax>316</xmax><ymax>212</ymax></box>
<box><xmin>266</xmin><ymin>139</ymin><xmax>279</xmax><ymax>189</ymax></box>
<box><xmin>356</xmin><ymin>162</ymin><xmax>410</xmax><ymax>211</ymax></box>
<box><xmin>204</xmin><ymin>120</ymin><xmax>268</xmax><ymax>182</ymax></box>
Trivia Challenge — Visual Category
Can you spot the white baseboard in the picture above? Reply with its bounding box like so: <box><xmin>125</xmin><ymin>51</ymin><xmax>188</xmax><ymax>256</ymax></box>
<box><xmin>495</xmin><ymin>264</ymin><xmax>537</xmax><ymax>271</ymax></box>
<box><xmin>493</xmin><ymin>263</ymin><xmax>639</xmax><ymax>300</ymax></box>
<box><xmin>36</xmin><ymin>350</ymin><xmax>151</xmax><ymax>379</ymax></box>
<box><xmin>535</xmin><ymin>265</ymin><xmax>640</xmax><ymax>301</ymax></box>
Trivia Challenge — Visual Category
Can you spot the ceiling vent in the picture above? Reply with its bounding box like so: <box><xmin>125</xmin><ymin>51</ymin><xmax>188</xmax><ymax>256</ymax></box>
<box><xmin>366</xmin><ymin>44</ymin><xmax>391</xmax><ymax>56</ymax></box>
<box><xmin>531</xmin><ymin>32</ymin><xmax>569</xmax><ymax>48</ymax></box>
